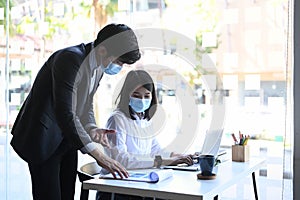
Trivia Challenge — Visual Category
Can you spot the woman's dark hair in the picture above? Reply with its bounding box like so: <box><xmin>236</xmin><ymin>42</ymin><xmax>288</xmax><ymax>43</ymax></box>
<box><xmin>94</xmin><ymin>23</ymin><xmax>141</xmax><ymax>64</ymax></box>
<box><xmin>116</xmin><ymin>70</ymin><xmax>158</xmax><ymax>120</ymax></box>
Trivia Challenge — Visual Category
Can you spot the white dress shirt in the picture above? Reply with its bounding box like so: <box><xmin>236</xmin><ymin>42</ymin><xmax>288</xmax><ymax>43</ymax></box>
<box><xmin>104</xmin><ymin>109</ymin><xmax>170</xmax><ymax>169</ymax></box>
<box><xmin>80</xmin><ymin>43</ymin><xmax>103</xmax><ymax>154</ymax></box>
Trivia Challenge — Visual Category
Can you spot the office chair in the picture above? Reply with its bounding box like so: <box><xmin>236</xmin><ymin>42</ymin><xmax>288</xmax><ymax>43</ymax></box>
<box><xmin>77</xmin><ymin>162</ymin><xmax>102</xmax><ymax>200</ymax></box>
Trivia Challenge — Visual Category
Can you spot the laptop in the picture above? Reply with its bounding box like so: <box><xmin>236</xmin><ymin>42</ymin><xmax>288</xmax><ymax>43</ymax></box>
<box><xmin>162</xmin><ymin>129</ymin><xmax>224</xmax><ymax>171</ymax></box>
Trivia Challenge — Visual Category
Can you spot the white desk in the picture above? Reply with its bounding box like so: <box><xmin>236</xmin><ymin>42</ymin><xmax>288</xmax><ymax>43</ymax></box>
<box><xmin>83</xmin><ymin>157</ymin><xmax>265</xmax><ymax>200</ymax></box>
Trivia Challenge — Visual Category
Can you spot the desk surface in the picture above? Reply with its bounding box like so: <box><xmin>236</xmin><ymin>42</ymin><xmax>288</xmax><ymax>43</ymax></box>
<box><xmin>83</xmin><ymin>157</ymin><xmax>265</xmax><ymax>200</ymax></box>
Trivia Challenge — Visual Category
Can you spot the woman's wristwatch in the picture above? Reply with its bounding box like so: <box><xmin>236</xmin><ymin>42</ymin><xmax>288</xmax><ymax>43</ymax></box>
<box><xmin>154</xmin><ymin>155</ymin><xmax>162</xmax><ymax>168</ymax></box>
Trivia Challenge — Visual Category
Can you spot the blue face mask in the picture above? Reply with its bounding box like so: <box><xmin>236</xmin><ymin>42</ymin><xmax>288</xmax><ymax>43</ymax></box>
<box><xmin>129</xmin><ymin>97</ymin><xmax>152</xmax><ymax>113</ymax></box>
<box><xmin>103</xmin><ymin>62</ymin><xmax>122</xmax><ymax>75</ymax></box>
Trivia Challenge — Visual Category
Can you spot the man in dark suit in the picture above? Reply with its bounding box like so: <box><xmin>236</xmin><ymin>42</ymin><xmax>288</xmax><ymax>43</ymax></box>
<box><xmin>10</xmin><ymin>23</ymin><xmax>141</xmax><ymax>200</ymax></box>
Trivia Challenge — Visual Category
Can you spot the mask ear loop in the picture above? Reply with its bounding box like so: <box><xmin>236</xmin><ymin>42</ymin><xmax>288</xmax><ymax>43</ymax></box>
<box><xmin>102</xmin><ymin>56</ymin><xmax>116</xmax><ymax>71</ymax></box>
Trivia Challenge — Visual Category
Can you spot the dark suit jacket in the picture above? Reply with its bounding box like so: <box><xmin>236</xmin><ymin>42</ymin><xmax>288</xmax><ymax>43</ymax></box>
<box><xmin>11</xmin><ymin>43</ymin><xmax>102</xmax><ymax>164</ymax></box>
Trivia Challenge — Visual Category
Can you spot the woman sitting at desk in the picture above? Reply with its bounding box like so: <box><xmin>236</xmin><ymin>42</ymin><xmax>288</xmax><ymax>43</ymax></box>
<box><xmin>104</xmin><ymin>69</ymin><xmax>193</xmax><ymax>169</ymax></box>
<box><xmin>96</xmin><ymin>70</ymin><xmax>193</xmax><ymax>200</ymax></box>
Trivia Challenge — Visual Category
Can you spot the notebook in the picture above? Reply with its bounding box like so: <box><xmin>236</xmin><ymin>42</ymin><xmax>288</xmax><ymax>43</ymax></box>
<box><xmin>162</xmin><ymin>129</ymin><xmax>224</xmax><ymax>171</ymax></box>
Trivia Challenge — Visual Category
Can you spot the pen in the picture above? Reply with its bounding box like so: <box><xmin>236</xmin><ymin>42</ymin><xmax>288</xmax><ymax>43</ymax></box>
<box><xmin>239</xmin><ymin>131</ymin><xmax>244</xmax><ymax>145</ymax></box>
<box><xmin>243</xmin><ymin>135</ymin><xmax>250</xmax><ymax>145</ymax></box>
<box><xmin>231</xmin><ymin>133</ymin><xmax>238</xmax><ymax>144</ymax></box>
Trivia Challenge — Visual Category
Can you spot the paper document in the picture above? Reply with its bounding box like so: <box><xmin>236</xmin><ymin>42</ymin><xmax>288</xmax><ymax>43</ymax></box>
<box><xmin>100</xmin><ymin>169</ymin><xmax>173</xmax><ymax>183</ymax></box>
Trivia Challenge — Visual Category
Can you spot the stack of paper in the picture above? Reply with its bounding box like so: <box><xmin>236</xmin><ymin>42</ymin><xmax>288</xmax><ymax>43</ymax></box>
<box><xmin>100</xmin><ymin>169</ymin><xmax>173</xmax><ymax>183</ymax></box>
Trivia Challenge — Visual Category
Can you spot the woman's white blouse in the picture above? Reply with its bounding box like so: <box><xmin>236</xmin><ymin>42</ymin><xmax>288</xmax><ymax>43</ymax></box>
<box><xmin>104</xmin><ymin>109</ymin><xmax>168</xmax><ymax>169</ymax></box>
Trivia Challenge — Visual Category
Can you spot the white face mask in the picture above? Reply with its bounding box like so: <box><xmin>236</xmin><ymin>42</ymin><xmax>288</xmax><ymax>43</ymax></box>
<box><xmin>129</xmin><ymin>97</ymin><xmax>152</xmax><ymax>113</ymax></box>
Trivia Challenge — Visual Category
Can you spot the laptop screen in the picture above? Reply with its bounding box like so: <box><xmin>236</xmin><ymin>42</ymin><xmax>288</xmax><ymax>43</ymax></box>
<box><xmin>200</xmin><ymin>129</ymin><xmax>224</xmax><ymax>156</ymax></box>
<box><xmin>162</xmin><ymin>129</ymin><xmax>224</xmax><ymax>171</ymax></box>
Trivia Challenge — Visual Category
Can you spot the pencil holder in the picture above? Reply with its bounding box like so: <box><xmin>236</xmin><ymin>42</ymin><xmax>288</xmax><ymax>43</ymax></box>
<box><xmin>232</xmin><ymin>145</ymin><xmax>250</xmax><ymax>162</ymax></box>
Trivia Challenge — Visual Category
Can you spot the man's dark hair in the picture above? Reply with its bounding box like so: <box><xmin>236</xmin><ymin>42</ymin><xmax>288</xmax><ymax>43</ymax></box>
<box><xmin>94</xmin><ymin>23</ymin><xmax>141</xmax><ymax>64</ymax></box>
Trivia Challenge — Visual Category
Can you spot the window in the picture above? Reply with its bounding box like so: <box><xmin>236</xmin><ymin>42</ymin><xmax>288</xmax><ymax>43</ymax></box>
<box><xmin>0</xmin><ymin>0</ymin><xmax>294</xmax><ymax>199</ymax></box>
